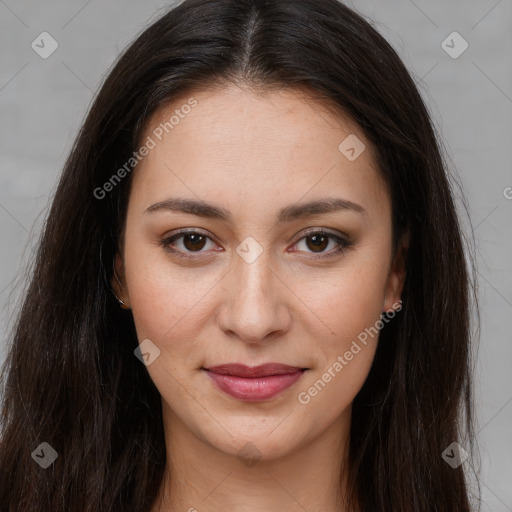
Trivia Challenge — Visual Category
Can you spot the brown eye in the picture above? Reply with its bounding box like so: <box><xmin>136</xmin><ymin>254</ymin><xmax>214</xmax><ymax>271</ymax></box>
<box><xmin>291</xmin><ymin>230</ymin><xmax>350</xmax><ymax>257</ymax></box>
<box><xmin>161</xmin><ymin>231</ymin><xmax>217</xmax><ymax>256</ymax></box>
<box><xmin>182</xmin><ymin>233</ymin><xmax>207</xmax><ymax>251</ymax></box>
<box><xmin>305</xmin><ymin>234</ymin><xmax>329</xmax><ymax>252</ymax></box>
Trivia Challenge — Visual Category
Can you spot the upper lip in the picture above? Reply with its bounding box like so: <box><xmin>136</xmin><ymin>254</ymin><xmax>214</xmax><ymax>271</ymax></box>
<box><xmin>204</xmin><ymin>363</ymin><xmax>306</xmax><ymax>378</ymax></box>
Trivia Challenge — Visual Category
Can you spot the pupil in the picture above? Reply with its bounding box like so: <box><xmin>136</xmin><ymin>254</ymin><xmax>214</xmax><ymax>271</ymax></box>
<box><xmin>308</xmin><ymin>234</ymin><xmax>328</xmax><ymax>252</ymax></box>
<box><xmin>184</xmin><ymin>234</ymin><xmax>206</xmax><ymax>251</ymax></box>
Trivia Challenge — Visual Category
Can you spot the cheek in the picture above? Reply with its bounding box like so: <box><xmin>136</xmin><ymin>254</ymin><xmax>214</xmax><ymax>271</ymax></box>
<box><xmin>294</xmin><ymin>253</ymin><xmax>390</xmax><ymax>341</ymax></box>
<box><xmin>294</xmin><ymin>274</ymin><xmax>383</xmax><ymax>420</ymax></box>
<box><xmin>123</xmin><ymin>241</ymin><xmax>223</xmax><ymax>364</ymax></box>
<box><xmin>290</xmin><ymin>254</ymin><xmax>389</xmax><ymax>410</ymax></box>
<box><xmin>296</xmin><ymin>344</ymin><xmax>376</xmax><ymax>429</ymax></box>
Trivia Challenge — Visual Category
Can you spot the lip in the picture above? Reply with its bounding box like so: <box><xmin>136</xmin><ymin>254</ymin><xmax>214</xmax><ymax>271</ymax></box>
<box><xmin>203</xmin><ymin>363</ymin><xmax>307</xmax><ymax>401</ymax></box>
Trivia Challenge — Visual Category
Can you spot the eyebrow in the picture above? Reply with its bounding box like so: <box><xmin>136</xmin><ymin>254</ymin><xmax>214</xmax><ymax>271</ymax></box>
<box><xmin>145</xmin><ymin>197</ymin><xmax>367</xmax><ymax>222</ymax></box>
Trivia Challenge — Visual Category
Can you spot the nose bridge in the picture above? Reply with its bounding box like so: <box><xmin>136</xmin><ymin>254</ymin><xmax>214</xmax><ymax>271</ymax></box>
<box><xmin>238</xmin><ymin>250</ymin><xmax>272</xmax><ymax>299</ymax></box>
<box><xmin>217</xmin><ymin>240</ymin><xmax>290</xmax><ymax>341</ymax></box>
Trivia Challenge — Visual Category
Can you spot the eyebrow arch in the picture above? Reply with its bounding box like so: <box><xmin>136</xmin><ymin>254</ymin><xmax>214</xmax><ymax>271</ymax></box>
<box><xmin>145</xmin><ymin>197</ymin><xmax>367</xmax><ymax>222</ymax></box>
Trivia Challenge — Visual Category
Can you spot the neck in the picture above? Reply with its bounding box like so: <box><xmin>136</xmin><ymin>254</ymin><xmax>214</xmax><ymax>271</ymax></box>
<box><xmin>151</xmin><ymin>402</ymin><xmax>354</xmax><ymax>512</ymax></box>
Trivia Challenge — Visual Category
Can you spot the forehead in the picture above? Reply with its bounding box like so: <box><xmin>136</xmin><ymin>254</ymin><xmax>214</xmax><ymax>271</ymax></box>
<box><xmin>129</xmin><ymin>84</ymin><xmax>390</xmax><ymax>222</ymax></box>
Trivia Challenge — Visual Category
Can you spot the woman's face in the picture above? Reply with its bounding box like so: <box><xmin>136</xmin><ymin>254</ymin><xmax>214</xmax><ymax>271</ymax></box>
<box><xmin>115</xmin><ymin>84</ymin><xmax>406</xmax><ymax>461</ymax></box>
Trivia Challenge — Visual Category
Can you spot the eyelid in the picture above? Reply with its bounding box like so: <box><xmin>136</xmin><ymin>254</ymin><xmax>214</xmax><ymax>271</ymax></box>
<box><xmin>163</xmin><ymin>227</ymin><xmax>215</xmax><ymax>238</ymax></box>
<box><xmin>290</xmin><ymin>226</ymin><xmax>349</xmax><ymax>243</ymax></box>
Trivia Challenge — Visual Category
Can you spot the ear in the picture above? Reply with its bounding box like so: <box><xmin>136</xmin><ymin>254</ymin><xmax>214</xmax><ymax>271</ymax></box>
<box><xmin>112</xmin><ymin>252</ymin><xmax>130</xmax><ymax>309</ymax></box>
<box><xmin>383</xmin><ymin>229</ymin><xmax>410</xmax><ymax>313</ymax></box>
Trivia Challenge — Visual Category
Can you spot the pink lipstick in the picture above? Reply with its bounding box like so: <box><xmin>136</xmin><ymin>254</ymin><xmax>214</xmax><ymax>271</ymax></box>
<box><xmin>203</xmin><ymin>363</ymin><xmax>306</xmax><ymax>401</ymax></box>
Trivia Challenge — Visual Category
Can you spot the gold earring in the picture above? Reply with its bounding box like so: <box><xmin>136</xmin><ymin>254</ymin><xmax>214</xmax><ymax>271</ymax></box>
<box><xmin>113</xmin><ymin>266</ymin><xmax>129</xmax><ymax>309</ymax></box>
<box><xmin>113</xmin><ymin>292</ymin><xmax>130</xmax><ymax>309</ymax></box>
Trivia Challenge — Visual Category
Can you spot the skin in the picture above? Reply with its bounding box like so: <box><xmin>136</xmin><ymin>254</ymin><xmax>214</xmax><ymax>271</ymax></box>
<box><xmin>113</xmin><ymin>83</ymin><xmax>408</xmax><ymax>512</ymax></box>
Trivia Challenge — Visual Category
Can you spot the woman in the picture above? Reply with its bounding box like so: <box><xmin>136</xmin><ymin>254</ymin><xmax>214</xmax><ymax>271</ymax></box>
<box><xmin>0</xmin><ymin>0</ymin><xmax>479</xmax><ymax>510</ymax></box>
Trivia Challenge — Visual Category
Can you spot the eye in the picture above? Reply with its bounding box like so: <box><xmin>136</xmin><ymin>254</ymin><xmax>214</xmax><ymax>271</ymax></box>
<box><xmin>160</xmin><ymin>229</ymin><xmax>219</xmax><ymax>257</ymax></box>
<box><xmin>290</xmin><ymin>229</ymin><xmax>351</xmax><ymax>258</ymax></box>
<box><xmin>160</xmin><ymin>228</ymin><xmax>351</xmax><ymax>259</ymax></box>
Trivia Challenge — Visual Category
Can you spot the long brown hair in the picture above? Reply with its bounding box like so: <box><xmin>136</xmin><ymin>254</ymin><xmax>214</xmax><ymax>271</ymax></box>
<box><xmin>0</xmin><ymin>0</ymin><xmax>479</xmax><ymax>510</ymax></box>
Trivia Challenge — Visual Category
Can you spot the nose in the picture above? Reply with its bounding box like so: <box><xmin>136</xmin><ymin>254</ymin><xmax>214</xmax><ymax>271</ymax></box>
<box><xmin>216</xmin><ymin>247</ymin><xmax>292</xmax><ymax>344</ymax></box>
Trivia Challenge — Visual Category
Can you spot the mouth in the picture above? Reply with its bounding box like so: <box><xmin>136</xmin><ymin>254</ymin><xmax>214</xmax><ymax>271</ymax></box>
<box><xmin>202</xmin><ymin>363</ymin><xmax>308</xmax><ymax>401</ymax></box>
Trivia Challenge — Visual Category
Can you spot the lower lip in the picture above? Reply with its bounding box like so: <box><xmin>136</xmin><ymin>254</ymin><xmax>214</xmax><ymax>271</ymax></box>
<box><xmin>204</xmin><ymin>369</ymin><xmax>305</xmax><ymax>401</ymax></box>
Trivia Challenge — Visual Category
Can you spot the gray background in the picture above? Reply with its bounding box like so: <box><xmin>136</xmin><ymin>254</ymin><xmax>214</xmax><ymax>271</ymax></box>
<box><xmin>0</xmin><ymin>0</ymin><xmax>511</xmax><ymax>509</ymax></box>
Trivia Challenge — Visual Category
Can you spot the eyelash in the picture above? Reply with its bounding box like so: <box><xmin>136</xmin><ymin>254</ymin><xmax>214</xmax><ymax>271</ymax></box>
<box><xmin>159</xmin><ymin>228</ymin><xmax>351</xmax><ymax>260</ymax></box>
